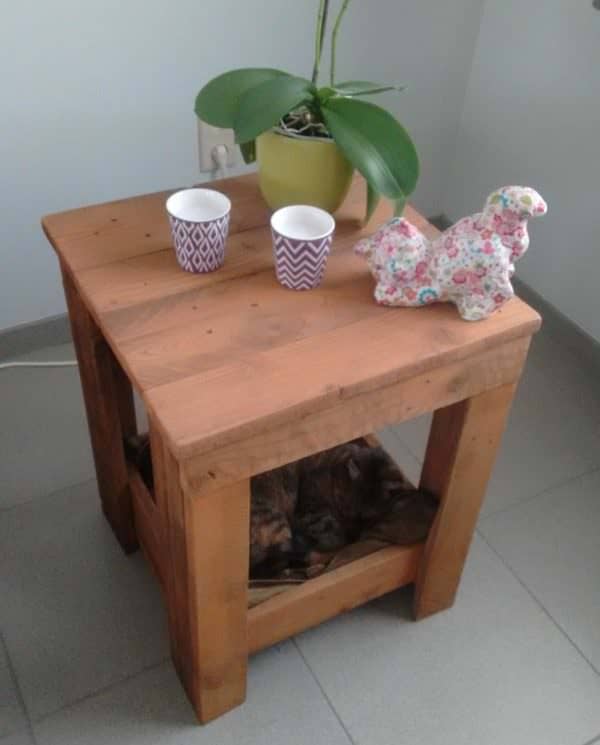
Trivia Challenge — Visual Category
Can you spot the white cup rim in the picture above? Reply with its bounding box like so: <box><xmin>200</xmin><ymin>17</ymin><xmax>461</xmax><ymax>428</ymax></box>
<box><xmin>166</xmin><ymin>188</ymin><xmax>231</xmax><ymax>223</ymax></box>
<box><xmin>271</xmin><ymin>205</ymin><xmax>335</xmax><ymax>241</ymax></box>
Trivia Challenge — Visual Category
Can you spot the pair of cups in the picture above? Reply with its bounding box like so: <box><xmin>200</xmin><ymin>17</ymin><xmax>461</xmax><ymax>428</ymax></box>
<box><xmin>166</xmin><ymin>188</ymin><xmax>335</xmax><ymax>290</ymax></box>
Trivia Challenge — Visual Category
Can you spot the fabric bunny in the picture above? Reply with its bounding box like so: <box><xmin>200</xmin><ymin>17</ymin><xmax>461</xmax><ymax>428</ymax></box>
<box><xmin>355</xmin><ymin>186</ymin><xmax>547</xmax><ymax>321</ymax></box>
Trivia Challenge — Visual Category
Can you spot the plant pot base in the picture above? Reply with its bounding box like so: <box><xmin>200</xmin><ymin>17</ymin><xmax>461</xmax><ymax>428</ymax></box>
<box><xmin>257</xmin><ymin>130</ymin><xmax>353</xmax><ymax>214</ymax></box>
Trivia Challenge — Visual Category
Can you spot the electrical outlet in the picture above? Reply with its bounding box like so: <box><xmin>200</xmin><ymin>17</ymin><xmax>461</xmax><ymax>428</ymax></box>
<box><xmin>197</xmin><ymin>120</ymin><xmax>239</xmax><ymax>172</ymax></box>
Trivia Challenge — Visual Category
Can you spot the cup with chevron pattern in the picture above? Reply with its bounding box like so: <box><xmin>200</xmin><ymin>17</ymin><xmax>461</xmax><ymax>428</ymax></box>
<box><xmin>271</xmin><ymin>205</ymin><xmax>335</xmax><ymax>290</ymax></box>
<box><xmin>166</xmin><ymin>188</ymin><xmax>231</xmax><ymax>273</ymax></box>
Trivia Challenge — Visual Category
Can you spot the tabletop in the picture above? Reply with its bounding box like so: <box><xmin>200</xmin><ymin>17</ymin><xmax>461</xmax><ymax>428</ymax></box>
<box><xmin>43</xmin><ymin>174</ymin><xmax>540</xmax><ymax>457</ymax></box>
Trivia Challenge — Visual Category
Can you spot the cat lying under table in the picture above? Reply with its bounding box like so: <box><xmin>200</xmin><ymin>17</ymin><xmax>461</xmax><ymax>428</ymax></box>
<box><xmin>125</xmin><ymin>436</ymin><xmax>437</xmax><ymax>581</ymax></box>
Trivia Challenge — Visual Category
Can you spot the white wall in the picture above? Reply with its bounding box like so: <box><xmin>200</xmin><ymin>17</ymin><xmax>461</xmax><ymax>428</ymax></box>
<box><xmin>443</xmin><ymin>0</ymin><xmax>600</xmax><ymax>341</ymax></box>
<box><xmin>331</xmin><ymin>0</ymin><xmax>484</xmax><ymax>215</ymax></box>
<box><xmin>0</xmin><ymin>0</ymin><xmax>483</xmax><ymax>332</ymax></box>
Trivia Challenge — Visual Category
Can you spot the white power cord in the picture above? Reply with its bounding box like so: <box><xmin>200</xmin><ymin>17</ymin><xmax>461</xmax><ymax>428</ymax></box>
<box><xmin>0</xmin><ymin>360</ymin><xmax>78</xmax><ymax>370</ymax></box>
<box><xmin>212</xmin><ymin>143</ymin><xmax>230</xmax><ymax>180</ymax></box>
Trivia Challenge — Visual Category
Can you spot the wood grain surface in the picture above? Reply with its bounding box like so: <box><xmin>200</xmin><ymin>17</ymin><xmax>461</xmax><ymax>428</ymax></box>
<box><xmin>62</xmin><ymin>268</ymin><xmax>138</xmax><ymax>551</ymax></box>
<box><xmin>151</xmin><ymin>422</ymin><xmax>249</xmax><ymax>723</ymax></box>
<box><xmin>45</xmin><ymin>176</ymin><xmax>542</xmax><ymax>723</ymax></box>
<box><xmin>248</xmin><ymin>543</ymin><xmax>422</xmax><ymax>654</ymax></box>
<box><xmin>45</xmin><ymin>174</ymin><xmax>540</xmax><ymax>459</ymax></box>
<box><xmin>414</xmin><ymin>382</ymin><xmax>520</xmax><ymax>619</ymax></box>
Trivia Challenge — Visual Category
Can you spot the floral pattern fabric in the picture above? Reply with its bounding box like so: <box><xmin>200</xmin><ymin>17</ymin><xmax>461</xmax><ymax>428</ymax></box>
<box><xmin>354</xmin><ymin>186</ymin><xmax>547</xmax><ymax>321</ymax></box>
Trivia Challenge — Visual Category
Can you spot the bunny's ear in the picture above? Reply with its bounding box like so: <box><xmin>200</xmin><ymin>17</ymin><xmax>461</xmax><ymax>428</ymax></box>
<box><xmin>529</xmin><ymin>190</ymin><xmax>548</xmax><ymax>216</ymax></box>
<box><xmin>484</xmin><ymin>189</ymin><xmax>506</xmax><ymax>214</ymax></box>
<box><xmin>512</xmin><ymin>187</ymin><xmax>548</xmax><ymax>217</ymax></box>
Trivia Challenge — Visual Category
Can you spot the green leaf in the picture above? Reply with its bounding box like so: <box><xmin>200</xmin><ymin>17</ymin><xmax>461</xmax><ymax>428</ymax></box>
<box><xmin>322</xmin><ymin>97</ymin><xmax>419</xmax><ymax>199</ymax></box>
<box><xmin>365</xmin><ymin>182</ymin><xmax>380</xmax><ymax>224</ymax></box>
<box><xmin>316</xmin><ymin>86</ymin><xmax>336</xmax><ymax>103</ymax></box>
<box><xmin>195</xmin><ymin>68</ymin><xmax>290</xmax><ymax>128</ymax></box>
<box><xmin>334</xmin><ymin>81</ymin><xmax>406</xmax><ymax>97</ymax></box>
<box><xmin>239</xmin><ymin>140</ymin><xmax>256</xmax><ymax>164</ymax></box>
<box><xmin>394</xmin><ymin>195</ymin><xmax>406</xmax><ymax>217</ymax></box>
<box><xmin>234</xmin><ymin>75</ymin><xmax>315</xmax><ymax>144</ymax></box>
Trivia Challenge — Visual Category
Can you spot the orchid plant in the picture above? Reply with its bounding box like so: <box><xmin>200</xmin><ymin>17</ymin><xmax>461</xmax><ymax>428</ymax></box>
<box><xmin>195</xmin><ymin>0</ymin><xmax>419</xmax><ymax>220</ymax></box>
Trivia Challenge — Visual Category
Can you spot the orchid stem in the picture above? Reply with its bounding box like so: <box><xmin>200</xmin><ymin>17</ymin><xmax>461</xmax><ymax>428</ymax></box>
<box><xmin>312</xmin><ymin>0</ymin><xmax>330</xmax><ymax>85</ymax></box>
<box><xmin>330</xmin><ymin>0</ymin><xmax>351</xmax><ymax>85</ymax></box>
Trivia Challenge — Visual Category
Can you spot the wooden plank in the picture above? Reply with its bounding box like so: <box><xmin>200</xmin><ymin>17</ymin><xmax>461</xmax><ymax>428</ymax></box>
<box><xmin>42</xmin><ymin>174</ymin><xmax>272</xmax><ymax>271</ymax></box>
<box><xmin>44</xmin><ymin>172</ymin><xmax>410</xmax><ymax>276</ymax></box>
<box><xmin>145</xmin><ymin>298</ymin><xmax>539</xmax><ymax>461</ymax></box>
<box><xmin>178</xmin><ymin>337</ymin><xmax>530</xmax><ymax>495</ymax></box>
<box><xmin>79</xmin><ymin>202</ymin><xmax>392</xmax><ymax>332</ymax></box>
<box><xmin>148</xmin><ymin>421</ymin><xmax>184</xmax><ymax>666</ymax></box>
<box><xmin>110</xmin><ymin>256</ymin><xmax>387</xmax><ymax>389</ymax></box>
<box><xmin>129</xmin><ymin>466</ymin><xmax>165</xmax><ymax>585</ymax></box>
<box><xmin>152</xmin><ymin>424</ymin><xmax>250</xmax><ymax>723</ymax></box>
<box><xmin>248</xmin><ymin>544</ymin><xmax>422</xmax><ymax>654</ymax></box>
<box><xmin>76</xmin><ymin>226</ymin><xmax>275</xmax><ymax>316</ymax></box>
<box><xmin>62</xmin><ymin>268</ymin><xmax>138</xmax><ymax>552</ymax></box>
<box><xmin>414</xmin><ymin>381</ymin><xmax>520</xmax><ymax>619</ymax></box>
<box><xmin>72</xmin><ymin>176</ymin><xmax>406</xmax><ymax>317</ymax></box>
<box><xmin>105</xmin><ymin>247</ymin><xmax>378</xmax><ymax>344</ymax></box>
<box><xmin>76</xmin><ymin>215</ymin><xmax>435</xmax><ymax>392</ymax></box>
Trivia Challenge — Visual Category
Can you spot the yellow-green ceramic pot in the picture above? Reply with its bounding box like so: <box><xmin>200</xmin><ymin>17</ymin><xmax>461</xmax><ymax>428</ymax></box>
<box><xmin>256</xmin><ymin>130</ymin><xmax>353</xmax><ymax>213</ymax></box>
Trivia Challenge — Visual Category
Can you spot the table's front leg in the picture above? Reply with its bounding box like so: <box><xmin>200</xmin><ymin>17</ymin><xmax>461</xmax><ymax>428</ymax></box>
<box><xmin>62</xmin><ymin>268</ymin><xmax>138</xmax><ymax>553</ymax></box>
<box><xmin>151</xmin><ymin>424</ymin><xmax>250</xmax><ymax>723</ymax></box>
<box><xmin>414</xmin><ymin>382</ymin><xmax>518</xmax><ymax>620</ymax></box>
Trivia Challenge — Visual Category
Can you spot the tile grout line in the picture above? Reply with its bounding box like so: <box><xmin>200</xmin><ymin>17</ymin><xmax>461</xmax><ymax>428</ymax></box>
<box><xmin>30</xmin><ymin>657</ymin><xmax>170</xmax><ymax>727</ymax></box>
<box><xmin>477</xmin><ymin>529</ymin><xmax>600</xmax><ymax>679</ymax></box>
<box><xmin>0</xmin><ymin>631</ymin><xmax>38</xmax><ymax>745</ymax></box>
<box><xmin>479</xmin><ymin>464</ymin><xmax>600</xmax><ymax>523</ymax></box>
<box><xmin>292</xmin><ymin>638</ymin><xmax>358</xmax><ymax>745</ymax></box>
<box><xmin>0</xmin><ymin>476</ymin><xmax>98</xmax><ymax>515</ymax></box>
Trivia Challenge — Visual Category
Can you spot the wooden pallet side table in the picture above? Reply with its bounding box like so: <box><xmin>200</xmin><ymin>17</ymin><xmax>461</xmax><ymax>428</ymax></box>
<box><xmin>42</xmin><ymin>174</ymin><xmax>540</xmax><ymax>723</ymax></box>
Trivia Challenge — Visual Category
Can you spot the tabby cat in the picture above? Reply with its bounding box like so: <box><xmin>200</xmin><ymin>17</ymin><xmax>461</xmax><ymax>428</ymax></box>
<box><xmin>124</xmin><ymin>435</ymin><xmax>423</xmax><ymax>579</ymax></box>
<box><xmin>293</xmin><ymin>442</ymin><xmax>420</xmax><ymax>554</ymax></box>
<box><xmin>249</xmin><ymin>463</ymin><xmax>299</xmax><ymax>577</ymax></box>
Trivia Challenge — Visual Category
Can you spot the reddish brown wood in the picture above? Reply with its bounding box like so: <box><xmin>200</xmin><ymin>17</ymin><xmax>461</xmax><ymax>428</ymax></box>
<box><xmin>248</xmin><ymin>543</ymin><xmax>422</xmax><ymax>654</ymax></box>
<box><xmin>177</xmin><ymin>337</ymin><xmax>530</xmax><ymax>496</ymax></box>
<box><xmin>414</xmin><ymin>381</ymin><xmax>521</xmax><ymax>619</ymax></box>
<box><xmin>128</xmin><ymin>465</ymin><xmax>165</xmax><ymax>584</ymax></box>
<box><xmin>62</xmin><ymin>268</ymin><xmax>138</xmax><ymax>552</ymax></box>
<box><xmin>44</xmin><ymin>174</ymin><xmax>541</xmax><ymax>724</ymax></box>
<box><xmin>151</xmin><ymin>421</ymin><xmax>249</xmax><ymax>723</ymax></box>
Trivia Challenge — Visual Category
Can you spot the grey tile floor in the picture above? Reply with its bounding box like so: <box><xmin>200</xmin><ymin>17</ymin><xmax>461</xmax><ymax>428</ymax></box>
<box><xmin>1</xmin><ymin>327</ymin><xmax>600</xmax><ymax>745</ymax></box>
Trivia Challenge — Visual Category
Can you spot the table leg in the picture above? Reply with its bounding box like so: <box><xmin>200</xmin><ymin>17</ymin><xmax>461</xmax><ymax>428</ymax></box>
<box><xmin>151</xmin><ymin>423</ymin><xmax>250</xmax><ymax>723</ymax></box>
<box><xmin>62</xmin><ymin>268</ymin><xmax>138</xmax><ymax>553</ymax></box>
<box><xmin>414</xmin><ymin>382</ymin><xmax>518</xmax><ymax>620</ymax></box>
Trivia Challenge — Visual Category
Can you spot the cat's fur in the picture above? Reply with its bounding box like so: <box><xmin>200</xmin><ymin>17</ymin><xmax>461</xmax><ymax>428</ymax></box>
<box><xmin>249</xmin><ymin>464</ymin><xmax>299</xmax><ymax>577</ymax></box>
<box><xmin>124</xmin><ymin>435</ymin><xmax>425</xmax><ymax>579</ymax></box>
<box><xmin>250</xmin><ymin>441</ymin><xmax>423</xmax><ymax>577</ymax></box>
<box><xmin>295</xmin><ymin>443</ymin><xmax>417</xmax><ymax>550</ymax></box>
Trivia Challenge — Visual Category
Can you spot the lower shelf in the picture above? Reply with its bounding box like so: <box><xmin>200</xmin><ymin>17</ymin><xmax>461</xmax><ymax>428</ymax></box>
<box><xmin>247</xmin><ymin>542</ymin><xmax>422</xmax><ymax>653</ymax></box>
<box><xmin>125</xmin><ymin>432</ymin><xmax>430</xmax><ymax>652</ymax></box>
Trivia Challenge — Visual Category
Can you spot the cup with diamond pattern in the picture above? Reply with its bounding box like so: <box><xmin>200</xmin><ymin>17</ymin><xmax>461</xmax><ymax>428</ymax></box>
<box><xmin>271</xmin><ymin>205</ymin><xmax>335</xmax><ymax>290</ymax></box>
<box><xmin>166</xmin><ymin>188</ymin><xmax>231</xmax><ymax>273</ymax></box>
